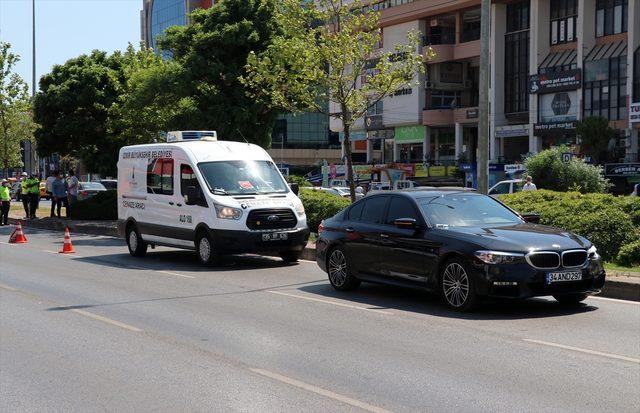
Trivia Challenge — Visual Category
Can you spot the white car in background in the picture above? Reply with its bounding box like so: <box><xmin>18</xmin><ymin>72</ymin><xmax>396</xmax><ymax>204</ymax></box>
<box><xmin>304</xmin><ymin>186</ymin><xmax>364</xmax><ymax>200</ymax></box>
<box><xmin>488</xmin><ymin>179</ymin><xmax>523</xmax><ymax>198</ymax></box>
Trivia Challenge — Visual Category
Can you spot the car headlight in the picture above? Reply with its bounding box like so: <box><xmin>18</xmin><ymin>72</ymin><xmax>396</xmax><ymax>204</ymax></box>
<box><xmin>587</xmin><ymin>245</ymin><xmax>600</xmax><ymax>260</ymax></box>
<box><xmin>214</xmin><ymin>204</ymin><xmax>242</xmax><ymax>220</ymax></box>
<box><xmin>293</xmin><ymin>198</ymin><xmax>305</xmax><ymax>217</ymax></box>
<box><xmin>474</xmin><ymin>250</ymin><xmax>525</xmax><ymax>265</ymax></box>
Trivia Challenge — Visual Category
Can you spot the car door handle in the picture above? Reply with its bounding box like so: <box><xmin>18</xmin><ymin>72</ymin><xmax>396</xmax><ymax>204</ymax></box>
<box><xmin>345</xmin><ymin>227</ymin><xmax>355</xmax><ymax>233</ymax></box>
<box><xmin>380</xmin><ymin>234</ymin><xmax>390</xmax><ymax>239</ymax></box>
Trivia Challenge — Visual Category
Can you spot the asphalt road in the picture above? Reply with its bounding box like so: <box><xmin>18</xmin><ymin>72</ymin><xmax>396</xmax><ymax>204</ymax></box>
<box><xmin>1</xmin><ymin>226</ymin><xmax>639</xmax><ymax>412</ymax></box>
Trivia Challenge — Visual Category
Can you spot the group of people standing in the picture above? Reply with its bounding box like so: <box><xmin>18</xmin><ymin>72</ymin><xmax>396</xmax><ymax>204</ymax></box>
<box><xmin>44</xmin><ymin>170</ymin><xmax>78</xmax><ymax>218</ymax></box>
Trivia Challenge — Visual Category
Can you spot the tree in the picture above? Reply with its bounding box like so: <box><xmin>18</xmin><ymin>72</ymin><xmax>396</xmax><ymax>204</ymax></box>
<box><xmin>142</xmin><ymin>0</ymin><xmax>284</xmax><ymax>148</ymax></box>
<box><xmin>242</xmin><ymin>0</ymin><xmax>427</xmax><ymax>201</ymax></box>
<box><xmin>575</xmin><ymin>116</ymin><xmax>615</xmax><ymax>163</ymax></box>
<box><xmin>0</xmin><ymin>42</ymin><xmax>35</xmax><ymax>177</ymax></box>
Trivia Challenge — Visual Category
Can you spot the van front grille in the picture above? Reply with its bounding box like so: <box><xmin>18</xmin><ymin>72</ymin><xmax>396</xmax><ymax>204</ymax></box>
<box><xmin>246</xmin><ymin>209</ymin><xmax>297</xmax><ymax>230</ymax></box>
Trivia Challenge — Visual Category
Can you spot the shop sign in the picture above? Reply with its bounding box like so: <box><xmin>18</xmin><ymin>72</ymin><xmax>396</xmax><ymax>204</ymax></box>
<box><xmin>466</xmin><ymin>108</ymin><xmax>478</xmax><ymax>119</ymax></box>
<box><xmin>529</xmin><ymin>69</ymin><xmax>581</xmax><ymax>94</ymax></box>
<box><xmin>414</xmin><ymin>163</ymin><xmax>428</xmax><ymax>177</ymax></box>
<box><xmin>428</xmin><ymin>165</ymin><xmax>447</xmax><ymax>177</ymax></box>
<box><xmin>339</xmin><ymin>130</ymin><xmax>367</xmax><ymax>142</ymax></box>
<box><xmin>495</xmin><ymin>125</ymin><xmax>529</xmax><ymax>138</ymax></box>
<box><xmin>630</xmin><ymin>103</ymin><xmax>640</xmax><ymax>124</ymax></box>
<box><xmin>561</xmin><ymin>153</ymin><xmax>573</xmax><ymax>163</ymax></box>
<box><xmin>458</xmin><ymin>163</ymin><xmax>474</xmax><ymax>172</ymax></box>
<box><xmin>604</xmin><ymin>163</ymin><xmax>640</xmax><ymax>177</ymax></box>
<box><xmin>539</xmin><ymin>91</ymin><xmax>578</xmax><ymax>123</ymax></box>
<box><xmin>504</xmin><ymin>164</ymin><xmax>524</xmax><ymax>174</ymax></box>
<box><xmin>395</xmin><ymin>125</ymin><xmax>426</xmax><ymax>143</ymax></box>
<box><xmin>534</xmin><ymin>121</ymin><xmax>577</xmax><ymax>135</ymax></box>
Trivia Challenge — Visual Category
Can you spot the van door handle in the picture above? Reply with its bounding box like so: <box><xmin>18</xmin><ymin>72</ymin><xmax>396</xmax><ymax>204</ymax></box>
<box><xmin>176</xmin><ymin>203</ymin><xmax>182</xmax><ymax>207</ymax></box>
<box><xmin>168</xmin><ymin>201</ymin><xmax>174</xmax><ymax>206</ymax></box>
<box><xmin>345</xmin><ymin>227</ymin><xmax>355</xmax><ymax>233</ymax></box>
<box><xmin>380</xmin><ymin>233</ymin><xmax>390</xmax><ymax>239</ymax></box>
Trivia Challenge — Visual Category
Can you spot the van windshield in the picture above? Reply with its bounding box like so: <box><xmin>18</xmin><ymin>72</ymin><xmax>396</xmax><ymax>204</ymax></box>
<box><xmin>198</xmin><ymin>160</ymin><xmax>289</xmax><ymax>195</ymax></box>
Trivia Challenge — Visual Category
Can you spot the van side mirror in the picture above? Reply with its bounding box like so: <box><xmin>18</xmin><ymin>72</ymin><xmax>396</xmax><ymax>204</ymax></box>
<box><xmin>184</xmin><ymin>186</ymin><xmax>201</xmax><ymax>206</ymax></box>
<box><xmin>521</xmin><ymin>213</ymin><xmax>540</xmax><ymax>224</ymax></box>
<box><xmin>394</xmin><ymin>218</ymin><xmax>418</xmax><ymax>230</ymax></box>
<box><xmin>290</xmin><ymin>182</ymin><xmax>299</xmax><ymax>196</ymax></box>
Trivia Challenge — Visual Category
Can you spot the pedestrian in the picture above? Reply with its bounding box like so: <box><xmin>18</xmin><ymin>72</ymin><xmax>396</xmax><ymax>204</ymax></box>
<box><xmin>67</xmin><ymin>169</ymin><xmax>79</xmax><ymax>207</ymax></box>
<box><xmin>522</xmin><ymin>175</ymin><xmax>537</xmax><ymax>191</ymax></box>
<box><xmin>51</xmin><ymin>171</ymin><xmax>69</xmax><ymax>218</ymax></box>
<box><xmin>25</xmin><ymin>173</ymin><xmax>40</xmax><ymax>219</ymax></box>
<box><xmin>19</xmin><ymin>172</ymin><xmax>29</xmax><ymax>218</ymax></box>
<box><xmin>0</xmin><ymin>179</ymin><xmax>10</xmax><ymax>226</ymax></box>
<box><xmin>46</xmin><ymin>170</ymin><xmax>58</xmax><ymax>218</ymax></box>
<box><xmin>631</xmin><ymin>183</ymin><xmax>639</xmax><ymax>197</ymax></box>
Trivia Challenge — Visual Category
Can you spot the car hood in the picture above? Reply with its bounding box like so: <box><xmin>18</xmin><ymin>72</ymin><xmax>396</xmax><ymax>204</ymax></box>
<box><xmin>443</xmin><ymin>223</ymin><xmax>590</xmax><ymax>252</ymax></box>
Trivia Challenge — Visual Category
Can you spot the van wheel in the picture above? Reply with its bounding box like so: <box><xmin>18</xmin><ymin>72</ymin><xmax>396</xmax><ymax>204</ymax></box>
<box><xmin>280</xmin><ymin>251</ymin><xmax>300</xmax><ymax>263</ymax></box>
<box><xmin>196</xmin><ymin>230</ymin><xmax>219</xmax><ymax>266</ymax></box>
<box><xmin>126</xmin><ymin>225</ymin><xmax>147</xmax><ymax>257</ymax></box>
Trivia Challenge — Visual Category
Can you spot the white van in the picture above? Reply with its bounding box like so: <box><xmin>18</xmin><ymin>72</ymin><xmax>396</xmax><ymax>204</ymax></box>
<box><xmin>117</xmin><ymin>131</ymin><xmax>309</xmax><ymax>265</ymax></box>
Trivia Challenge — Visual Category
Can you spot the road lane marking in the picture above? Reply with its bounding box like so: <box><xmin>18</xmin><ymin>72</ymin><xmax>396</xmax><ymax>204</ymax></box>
<box><xmin>249</xmin><ymin>368</ymin><xmax>394</xmax><ymax>413</ymax></box>
<box><xmin>523</xmin><ymin>339</ymin><xmax>640</xmax><ymax>364</ymax></box>
<box><xmin>268</xmin><ymin>290</ymin><xmax>393</xmax><ymax>315</ymax></box>
<box><xmin>71</xmin><ymin>309</ymin><xmax>142</xmax><ymax>332</ymax></box>
<box><xmin>588</xmin><ymin>296</ymin><xmax>640</xmax><ymax>305</ymax></box>
<box><xmin>157</xmin><ymin>270</ymin><xmax>195</xmax><ymax>279</ymax></box>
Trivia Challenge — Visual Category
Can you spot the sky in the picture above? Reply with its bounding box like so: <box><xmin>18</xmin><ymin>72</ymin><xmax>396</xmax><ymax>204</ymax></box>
<box><xmin>0</xmin><ymin>0</ymin><xmax>142</xmax><ymax>94</ymax></box>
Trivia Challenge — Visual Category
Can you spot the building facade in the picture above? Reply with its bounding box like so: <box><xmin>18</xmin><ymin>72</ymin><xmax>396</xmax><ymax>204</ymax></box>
<box><xmin>331</xmin><ymin>0</ymin><xmax>639</xmax><ymax>168</ymax></box>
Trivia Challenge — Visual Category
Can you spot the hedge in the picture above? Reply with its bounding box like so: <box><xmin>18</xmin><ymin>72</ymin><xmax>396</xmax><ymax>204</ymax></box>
<box><xmin>500</xmin><ymin>190</ymin><xmax>640</xmax><ymax>262</ymax></box>
<box><xmin>300</xmin><ymin>188</ymin><xmax>350</xmax><ymax>233</ymax></box>
<box><xmin>615</xmin><ymin>240</ymin><xmax>640</xmax><ymax>267</ymax></box>
<box><xmin>69</xmin><ymin>190</ymin><xmax>117</xmax><ymax>220</ymax></box>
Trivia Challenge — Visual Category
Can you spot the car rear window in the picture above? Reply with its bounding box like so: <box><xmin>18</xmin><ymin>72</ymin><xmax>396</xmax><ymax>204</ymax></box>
<box><xmin>347</xmin><ymin>201</ymin><xmax>365</xmax><ymax>221</ymax></box>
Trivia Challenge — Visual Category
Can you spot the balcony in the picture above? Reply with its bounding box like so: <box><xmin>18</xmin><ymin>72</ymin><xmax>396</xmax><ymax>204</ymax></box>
<box><xmin>423</xmin><ymin>41</ymin><xmax>480</xmax><ymax>64</ymax></box>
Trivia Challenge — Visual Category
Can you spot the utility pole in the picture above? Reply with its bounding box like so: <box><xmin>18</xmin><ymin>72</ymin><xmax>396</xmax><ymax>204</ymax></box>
<box><xmin>32</xmin><ymin>0</ymin><xmax>36</xmax><ymax>97</ymax></box>
<box><xmin>477</xmin><ymin>0</ymin><xmax>490</xmax><ymax>194</ymax></box>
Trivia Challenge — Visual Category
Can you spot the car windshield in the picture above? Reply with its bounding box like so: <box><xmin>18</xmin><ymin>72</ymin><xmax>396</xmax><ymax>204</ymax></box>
<box><xmin>198</xmin><ymin>160</ymin><xmax>288</xmax><ymax>195</ymax></box>
<box><xmin>418</xmin><ymin>193</ymin><xmax>522</xmax><ymax>227</ymax></box>
<box><xmin>81</xmin><ymin>182</ymin><xmax>106</xmax><ymax>190</ymax></box>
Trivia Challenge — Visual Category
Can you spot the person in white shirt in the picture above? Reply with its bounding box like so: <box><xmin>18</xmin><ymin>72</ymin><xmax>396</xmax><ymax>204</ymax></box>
<box><xmin>522</xmin><ymin>175</ymin><xmax>537</xmax><ymax>191</ymax></box>
<box><xmin>67</xmin><ymin>169</ymin><xmax>79</xmax><ymax>205</ymax></box>
<box><xmin>45</xmin><ymin>171</ymin><xmax>58</xmax><ymax>217</ymax></box>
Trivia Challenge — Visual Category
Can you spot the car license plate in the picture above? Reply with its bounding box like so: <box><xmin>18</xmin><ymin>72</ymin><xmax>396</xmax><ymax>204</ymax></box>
<box><xmin>547</xmin><ymin>271</ymin><xmax>582</xmax><ymax>283</ymax></box>
<box><xmin>262</xmin><ymin>232</ymin><xmax>288</xmax><ymax>241</ymax></box>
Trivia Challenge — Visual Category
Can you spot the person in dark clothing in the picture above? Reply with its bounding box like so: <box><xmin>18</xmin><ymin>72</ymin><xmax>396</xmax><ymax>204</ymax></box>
<box><xmin>51</xmin><ymin>172</ymin><xmax>69</xmax><ymax>218</ymax></box>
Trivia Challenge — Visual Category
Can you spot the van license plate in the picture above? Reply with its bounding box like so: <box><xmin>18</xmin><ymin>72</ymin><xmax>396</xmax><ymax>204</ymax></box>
<box><xmin>262</xmin><ymin>232</ymin><xmax>288</xmax><ymax>241</ymax></box>
<box><xmin>547</xmin><ymin>271</ymin><xmax>582</xmax><ymax>283</ymax></box>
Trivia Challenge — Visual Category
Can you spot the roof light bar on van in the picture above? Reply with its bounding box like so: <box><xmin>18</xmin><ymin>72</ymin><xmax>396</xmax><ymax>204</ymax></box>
<box><xmin>166</xmin><ymin>131</ymin><xmax>218</xmax><ymax>142</ymax></box>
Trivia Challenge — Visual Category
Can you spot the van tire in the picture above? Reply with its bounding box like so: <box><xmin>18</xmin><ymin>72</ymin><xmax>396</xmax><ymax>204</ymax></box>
<box><xmin>196</xmin><ymin>230</ymin><xmax>219</xmax><ymax>266</ymax></box>
<box><xmin>126</xmin><ymin>225</ymin><xmax>147</xmax><ymax>257</ymax></box>
<box><xmin>280</xmin><ymin>251</ymin><xmax>300</xmax><ymax>263</ymax></box>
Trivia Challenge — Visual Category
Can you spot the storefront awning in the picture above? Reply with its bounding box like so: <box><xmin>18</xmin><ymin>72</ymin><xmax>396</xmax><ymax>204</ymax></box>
<box><xmin>585</xmin><ymin>40</ymin><xmax>627</xmax><ymax>62</ymax></box>
<box><xmin>539</xmin><ymin>49</ymin><xmax>577</xmax><ymax>70</ymax></box>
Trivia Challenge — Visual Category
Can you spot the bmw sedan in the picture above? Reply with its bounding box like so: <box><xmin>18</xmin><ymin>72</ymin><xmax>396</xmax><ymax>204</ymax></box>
<box><xmin>316</xmin><ymin>189</ymin><xmax>605</xmax><ymax>311</ymax></box>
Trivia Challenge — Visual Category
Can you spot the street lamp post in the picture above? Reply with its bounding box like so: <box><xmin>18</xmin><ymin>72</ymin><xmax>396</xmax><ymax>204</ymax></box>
<box><xmin>477</xmin><ymin>0</ymin><xmax>490</xmax><ymax>194</ymax></box>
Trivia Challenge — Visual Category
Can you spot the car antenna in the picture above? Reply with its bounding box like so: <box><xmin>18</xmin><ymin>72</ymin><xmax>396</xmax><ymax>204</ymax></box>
<box><xmin>236</xmin><ymin>128</ymin><xmax>250</xmax><ymax>144</ymax></box>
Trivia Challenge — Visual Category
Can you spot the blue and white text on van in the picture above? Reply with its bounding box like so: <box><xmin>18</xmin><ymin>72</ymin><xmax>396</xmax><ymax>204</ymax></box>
<box><xmin>117</xmin><ymin>131</ymin><xmax>309</xmax><ymax>265</ymax></box>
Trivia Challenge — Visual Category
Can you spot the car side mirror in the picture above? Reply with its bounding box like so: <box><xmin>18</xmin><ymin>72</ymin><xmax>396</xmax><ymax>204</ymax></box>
<box><xmin>521</xmin><ymin>213</ymin><xmax>540</xmax><ymax>224</ymax></box>
<box><xmin>184</xmin><ymin>186</ymin><xmax>201</xmax><ymax>206</ymax></box>
<box><xmin>289</xmin><ymin>182</ymin><xmax>299</xmax><ymax>196</ymax></box>
<box><xmin>394</xmin><ymin>218</ymin><xmax>419</xmax><ymax>230</ymax></box>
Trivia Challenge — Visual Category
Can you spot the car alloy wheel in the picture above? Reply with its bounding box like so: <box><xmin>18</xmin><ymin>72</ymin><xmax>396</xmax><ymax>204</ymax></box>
<box><xmin>199</xmin><ymin>237</ymin><xmax>211</xmax><ymax>262</ymax></box>
<box><xmin>442</xmin><ymin>262</ymin><xmax>470</xmax><ymax>309</ymax></box>
<box><xmin>328</xmin><ymin>249</ymin><xmax>348</xmax><ymax>287</ymax></box>
<box><xmin>129</xmin><ymin>230</ymin><xmax>138</xmax><ymax>252</ymax></box>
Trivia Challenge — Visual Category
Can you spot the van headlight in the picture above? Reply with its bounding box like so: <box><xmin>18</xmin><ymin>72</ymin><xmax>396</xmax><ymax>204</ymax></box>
<box><xmin>587</xmin><ymin>245</ymin><xmax>600</xmax><ymax>260</ymax></box>
<box><xmin>474</xmin><ymin>250</ymin><xmax>524</xmax><ymax>265</ymax></box>
<box><xmin>214</xmin><ymin>204</ymin><xmax>242</xmax><ymax>220</ymax></box>
<box><xmin>293</xmin><ymin>198</ymin><xmax>305</xmax><ymax>217</ymax></box>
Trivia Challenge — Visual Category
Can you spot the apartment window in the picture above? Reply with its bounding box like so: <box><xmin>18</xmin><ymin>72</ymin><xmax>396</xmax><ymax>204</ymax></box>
<box><xmin>425</xmin><ymin>14</ymin><xmax>456</xmax><ymax>45</ymax></box>
<box><xmin>506</xmin><ymin>0</ymin><xmax>530</xmax><ymax>32</ymax></box>
<box><xmin>583</xmin><ymin>56</ymin><xmax>627</xmax><ymax>120</ymax></box>
<box><xmin>634</xmin><ymin>47</ymin><xmax>640</xmax><ymax>102</ymax></box>
<box><xmin>596</xmin><ymin>0</ymin><xmax>628</xmax><ymax>37</ymax></box>
<box><xmin>429</xmin><ymin>90</ymin><xmax>462</xmax><ymax>109</ymax></box>
<box><xmin>461</xmin><ymin>9</ymin><xmax>481</xmax><ymax>42</ymax></box>
<box><xmin>367</xmin><ymin>100</ymin><xmax>384</xmax><ymax>116</ymax></box>
<box><xmin>550</xmin><ymin>0</ymin><xmax>577</xmax><ymax>45</ymax></box>
<box><xmin>504</xmin><ymin>1</ymin><xmax>530</xmax><ymax>115</ymax></box>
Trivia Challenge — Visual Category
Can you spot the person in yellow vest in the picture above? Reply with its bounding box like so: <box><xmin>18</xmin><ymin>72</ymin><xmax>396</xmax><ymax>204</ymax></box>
<box><xmin>25</xmin><ymin>173</ymin><xmax>40</xmax><ymax>219</ymax></box>
<box><xmin>19</xmin><ymin>172</ymin><xmax>29</xmax><ymax>218</ymax></box>
<box><xmin>0</xmin><ymin>179</ymin><xmax>10</xmax><ymax>226</ymax></box>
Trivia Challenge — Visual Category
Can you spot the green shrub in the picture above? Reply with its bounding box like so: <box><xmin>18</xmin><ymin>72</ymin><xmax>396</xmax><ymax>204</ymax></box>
<box><xmin>523</xmin><ymin>145</ymin><xmax>610</xmax><ymax>193</ymax></box>
<box><xmin>501</xmin><ymin>190</ymin><xmax>639</xmax><ymax>261</ymax></box>
<box><xmin>615</xmin><ymin>241</ymin><xmax>640</xmax><ymax>267</ymax></box>
<box><xmin>287</xmin><ymin>175</ymin><xmax>312</xmax><ymax>187</ymax></box>
<box><xmin>300</xmin><ymin>188</ymin><xmax>350</xmax><ymax>233</ymax></box>
<box><xmin>69</xmin><ymin>190</ymin><xmax>117</xmax><ymax>220</ymax></box>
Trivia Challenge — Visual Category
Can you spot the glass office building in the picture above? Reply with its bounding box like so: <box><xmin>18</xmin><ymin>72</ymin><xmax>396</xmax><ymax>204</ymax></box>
<box><xmin>149</xmin><ymin>0</ymin><xmax>187</xmax><ymax>51</ymax></box>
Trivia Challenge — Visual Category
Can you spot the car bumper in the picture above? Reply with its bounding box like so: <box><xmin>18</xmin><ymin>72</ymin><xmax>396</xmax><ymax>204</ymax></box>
<box><xmin>209</xmin><ymin>227</ymin><xmax>310</xmax><ymax>254</ymax></box>
<box><xmin>473</xmin><ymin>260</ymin><xmax>606</xmax><ymax>299</ymax></box>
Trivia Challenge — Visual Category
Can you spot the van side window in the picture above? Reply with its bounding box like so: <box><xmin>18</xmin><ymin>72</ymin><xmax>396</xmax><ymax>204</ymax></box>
<box><xmin>147</xmin><ymin>158</ymin><xmax>174</xmax><ymax>195</ymax></box>
<box><xmin>181</xmin><ymin>164</ymin><xmax>200</xmax><ymax>195</ymax></box>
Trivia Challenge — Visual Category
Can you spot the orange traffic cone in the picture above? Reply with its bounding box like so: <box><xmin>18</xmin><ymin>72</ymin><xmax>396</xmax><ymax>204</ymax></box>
<box><xmin>59</xmin><ymin>227</ymin><xmax>75</xmax><ymax>254</ymax></box>
<box><xmin>9</xmin><ymin>221</ymin><xmax>28</xmax><ymax>244</ymax></box>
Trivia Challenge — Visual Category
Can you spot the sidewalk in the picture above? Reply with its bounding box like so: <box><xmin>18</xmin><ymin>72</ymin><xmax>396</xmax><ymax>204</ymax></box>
<box><xmin>6</xmin><ymin>213</ymin><xmax>638</xmax><ymax>301</ymax></box>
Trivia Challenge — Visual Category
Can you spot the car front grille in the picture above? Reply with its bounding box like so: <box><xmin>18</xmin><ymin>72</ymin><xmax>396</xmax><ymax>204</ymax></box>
<box><xmin>526</xmin><ymin>252</ymin><xmax>560</xmax><ymax>269</ymax></box>
<box><xmin>562</xmin><ymin>250</ymin><xmax>588</xmax><ymax>267</ymax></box>
<box><xmin>246</xmin><ymin>208</ymin><xmax>297</xmax><ymax>230</ymax></box>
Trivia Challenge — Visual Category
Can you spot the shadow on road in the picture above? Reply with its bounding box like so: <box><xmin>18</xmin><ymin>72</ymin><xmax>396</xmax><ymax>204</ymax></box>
<box><xmin>297</xmin><ymin>283</ymin><xmax>598</xmax><ymax>320</ymax></box>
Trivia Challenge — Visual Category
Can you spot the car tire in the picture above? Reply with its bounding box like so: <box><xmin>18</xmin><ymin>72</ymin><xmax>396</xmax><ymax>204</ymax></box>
<box><xmin>327</xmin><ymin>246</ymin><xmax>360</xmax><ymax>291</ymax></box>
<box><xmin>440</xmin><ymin>257</ymin><xmax>479</xmax><ymax>312</ymax></box>
<box><xmin>553</xmin><ymin>293</ymin><xmax>589</xmax><ymax>305</ymax></box>
<box><xmin>280</xmin><ymin>251</ymin><xmax>300</xmax><ymax>263</ymax></box>
<box><xmin>126</xmin><ymin>225</ymin><xmax>147</xmax><ymax>257</ymax></box>
<box><xmin>196</xmin><ymin>230</ymin><xmax>219</xmax><ymax>266</ymax></box>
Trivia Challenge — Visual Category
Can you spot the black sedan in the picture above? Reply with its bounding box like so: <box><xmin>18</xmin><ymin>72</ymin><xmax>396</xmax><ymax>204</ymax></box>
<box><xmin>316</xmin><ymin>189</ymin><xmax>605</xmax><ymax>311</ymax></box>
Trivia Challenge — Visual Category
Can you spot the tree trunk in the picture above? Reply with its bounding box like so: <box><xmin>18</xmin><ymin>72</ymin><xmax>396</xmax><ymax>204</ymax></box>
<box><xmin>343</xmin><ymin>123</ymin><xmax>357</xmax><ymax>203</ymax></box>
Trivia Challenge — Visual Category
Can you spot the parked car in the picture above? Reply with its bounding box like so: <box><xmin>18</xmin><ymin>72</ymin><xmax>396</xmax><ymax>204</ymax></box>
<box><xmin>488</xmin><ymin>179</ymin><xmax>523</xmax><ymax>198</ymax></box>
<box><xmin>304</xmin><ymin>186</ymin><xmax>364</xmax><ymax>200</ymax></box>
<box><xmin>329</xmin><ymin>179</ymin><xmax>349</xmax><ymax>188</ymax></box>
<box><xmin>77</xmin><ymin>182</ymin><xmax>107</xmax><ymax>201</ymax></box>
<box><xmin>100</xmin><ymin>179</ymin><xmax>118</xmax><ymax>190</ymax></box>
<box><xmin>316</xmin><ymin>189</ymin><xmax>605</xmax><ymax>311</ymax></box>
<box><xmin>366</xmin><ymin>182</ymin><xmax>392</xmax><ymax>194</ymax></box>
